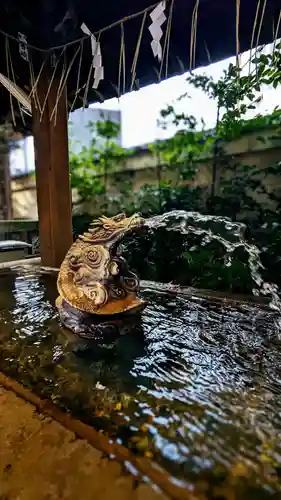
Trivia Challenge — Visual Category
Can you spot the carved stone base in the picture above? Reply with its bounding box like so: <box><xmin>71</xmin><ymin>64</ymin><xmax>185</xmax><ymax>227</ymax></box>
<box><xmin>56</xmin><ymin>296</ymin><xmax>145</xmax><ymax>341</ymax></box>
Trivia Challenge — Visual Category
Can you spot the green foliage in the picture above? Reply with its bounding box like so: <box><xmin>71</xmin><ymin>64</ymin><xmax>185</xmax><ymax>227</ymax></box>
<box><xmin>184</xmin><ymin>44</ymin><xmax>281</xmax><ymax>140</ymax></box>
<box><xmin>69</xmin><ymin>119</ymin><xmax>131</xmax><ymax>201</ymax></box>
<box><xmin>231</xmin><ymin>109</ymin><xmax>281</xmax><ymax>136</ymax></box>
<box><xmin>70</xmin><ymin>43</ymin><xmax>281</xmax><ymax>290</ymax></box>
<box><xmin>69</xmin><ymin>42</ymin><xmax>281</xmax><ymax>219</ymax></box>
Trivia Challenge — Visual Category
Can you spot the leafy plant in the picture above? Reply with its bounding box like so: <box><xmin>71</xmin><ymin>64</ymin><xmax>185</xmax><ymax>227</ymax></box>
<box><xmin>69</xmin><ymin>119</ymin><xmax>131</xmax><ymax>202</ymax></box>
<box><xmin>70</xmin><ymin>43</ymin><xmax>281</xmax><ymax>289</ymax></box>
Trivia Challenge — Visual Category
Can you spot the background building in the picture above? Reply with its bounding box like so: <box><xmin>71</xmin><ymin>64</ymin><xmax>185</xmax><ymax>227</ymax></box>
<box><xmin>9</xmin><ymin>108</ymin><xmax>122</xmax><ymax>177</ymax></box>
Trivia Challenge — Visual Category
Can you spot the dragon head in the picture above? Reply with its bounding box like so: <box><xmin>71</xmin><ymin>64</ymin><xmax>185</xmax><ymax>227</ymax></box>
<box><xmin>57</xmin><ymin>213</ymin><xmax>146</xmax><ymax>316</ymax></box>
<box><xmin>80</xmin><ymin>213</ymin><xmax>144</xmax><ymax>250</ymax></box>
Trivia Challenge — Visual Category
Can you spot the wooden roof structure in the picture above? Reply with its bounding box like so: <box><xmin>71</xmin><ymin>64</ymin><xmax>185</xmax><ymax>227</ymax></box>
<box><xmin>0</xmin><ymin>0</ymin><xmax>281</xmax><ymax>127</ymax></box>
<box><xmin>0</xmin><ymin>0</ymin><xmax>280</xmax><ymax>266</ymax></box>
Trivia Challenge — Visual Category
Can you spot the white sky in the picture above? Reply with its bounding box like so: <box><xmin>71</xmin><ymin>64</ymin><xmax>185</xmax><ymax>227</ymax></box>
<box><xmin>10</xmin><ymin>40</ymin><xmax>280</xmax><ymax>175</ymax></box>
<box><xmin>90</xmin><ymin>41</ymin><xmax>280</xmax><ymax>148</ymax></box>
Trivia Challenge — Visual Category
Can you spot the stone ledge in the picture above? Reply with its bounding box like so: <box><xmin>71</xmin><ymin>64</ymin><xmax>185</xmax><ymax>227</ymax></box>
<box><xmin>0</xmin><ymin>380</ymin><xmax>170</xmax><ymax>500</ymax></box>
<box><xmin>0</xmin><ymin>373</ymin><xmax>192</xmax><ymax>500</ymax></box>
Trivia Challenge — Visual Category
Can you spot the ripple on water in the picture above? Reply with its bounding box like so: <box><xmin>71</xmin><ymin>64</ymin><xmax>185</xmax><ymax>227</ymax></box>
<box><xmin>0</xmin><ymin>269</ymin><xmax>281</xmax><ymax>497</ymax></box>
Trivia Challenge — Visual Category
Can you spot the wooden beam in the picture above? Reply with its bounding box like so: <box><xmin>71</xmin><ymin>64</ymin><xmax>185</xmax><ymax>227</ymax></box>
<box><xmin>32</xmin><ymin>73</ymin><xmax>72</xmax><ymax>268</ymax></box>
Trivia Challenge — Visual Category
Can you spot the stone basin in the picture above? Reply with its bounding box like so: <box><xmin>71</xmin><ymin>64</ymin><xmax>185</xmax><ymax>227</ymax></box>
<box><xmin>1</xmin><ymin>264</ymin><xmax>281</xmax><ymax>498</ymax></box>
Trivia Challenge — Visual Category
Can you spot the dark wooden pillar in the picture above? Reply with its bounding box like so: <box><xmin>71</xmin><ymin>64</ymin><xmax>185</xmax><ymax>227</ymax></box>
<box><xmin>32</xmin><ymin>74</ymin><xmax>72</xmax><ymax>268</ymax></box>
<box><xmin>0</xmin><ymin>145</ymin><xmax>12</xmax><ymax>220</ymax></box>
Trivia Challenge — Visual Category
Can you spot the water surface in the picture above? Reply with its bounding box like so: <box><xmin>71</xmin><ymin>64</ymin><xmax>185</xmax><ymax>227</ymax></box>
<box><xmin>1</xmin><ymin>268</ymin><xmax>281</xmax><ymax>498</ymax></box>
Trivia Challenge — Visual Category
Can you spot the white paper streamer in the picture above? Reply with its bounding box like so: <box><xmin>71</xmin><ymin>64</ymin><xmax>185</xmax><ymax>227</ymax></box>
<box><xmin>81</xmin><ymin>23</ymin><xmax>104</xmax><ymax>89</ymax></box>
<box><xmin>149</xmin><ymin>1</ymin><xmax>166</xmax><ymax>62</ymax></box>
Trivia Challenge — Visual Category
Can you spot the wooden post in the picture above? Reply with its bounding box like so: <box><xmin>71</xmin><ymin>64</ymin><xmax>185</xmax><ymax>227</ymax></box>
<box><xmin>4</xmin><ymin>154</ymin><xmax>12</xmax><ymax>220</ymax></box>
<box><xmin>32</xmin><ymin>73</ymin><xmax>72</xmax><ymax>268</ymax></box>
<box><xmin>0</xmin><ymin>131</ymin><xmax>12</xmax><ymax>220</ymax></box>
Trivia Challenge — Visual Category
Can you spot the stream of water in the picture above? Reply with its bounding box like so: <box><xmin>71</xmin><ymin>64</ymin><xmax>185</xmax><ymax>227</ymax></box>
<box><xmin>124</xmin><ymin>210</ymin><xmax>281</xmax><ymax>312</ymax></box>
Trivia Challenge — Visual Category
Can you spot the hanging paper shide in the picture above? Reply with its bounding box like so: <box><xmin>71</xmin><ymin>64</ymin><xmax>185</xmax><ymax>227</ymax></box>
<box><xmin>149</xmin><ymin>1</ymin><xmax>166</xmax><ymax>62</ymax></box>
<box><xmin>81</xmin><ymin>23</ymin><xmax>104</xmax><ymax>89</ymax></box>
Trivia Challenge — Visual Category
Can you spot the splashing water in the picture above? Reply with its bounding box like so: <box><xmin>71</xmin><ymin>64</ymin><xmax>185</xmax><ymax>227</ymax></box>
<box><xmin>143</xmin><ymin>211</ymin><xmax>281</xmax><ymax>313</ymax></box>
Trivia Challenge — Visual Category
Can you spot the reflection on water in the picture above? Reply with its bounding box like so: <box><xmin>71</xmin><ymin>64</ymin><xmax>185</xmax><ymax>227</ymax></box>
<box><xmin>1</xmin><ymin>268</ymin><xmax>281</xmax><ymax>497</ymax></box>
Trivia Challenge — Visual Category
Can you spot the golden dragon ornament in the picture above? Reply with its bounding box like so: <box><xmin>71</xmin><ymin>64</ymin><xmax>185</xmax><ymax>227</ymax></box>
<box><xmin>56</xmin><ymin>213</ymin><xmax>146</xmax><ymax>339</ymax></box>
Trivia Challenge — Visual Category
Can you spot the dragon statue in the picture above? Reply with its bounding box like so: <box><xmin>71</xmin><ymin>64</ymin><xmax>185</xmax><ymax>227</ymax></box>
<box><xmin>56</xmin><ymin>213</ymin><xmax>146</xmax><ymax>339</ymax></box>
